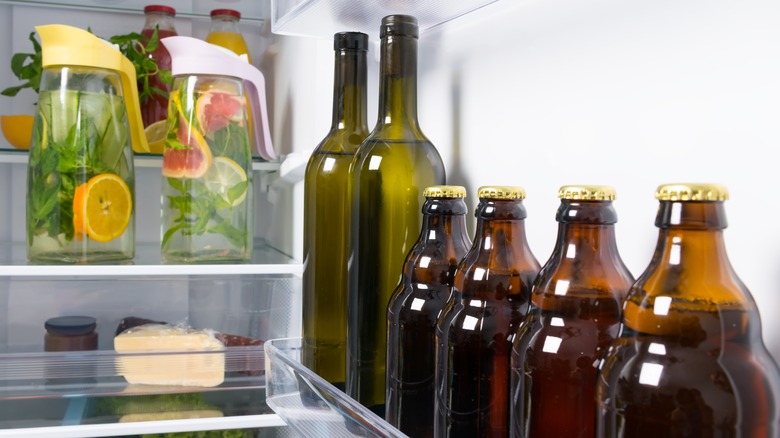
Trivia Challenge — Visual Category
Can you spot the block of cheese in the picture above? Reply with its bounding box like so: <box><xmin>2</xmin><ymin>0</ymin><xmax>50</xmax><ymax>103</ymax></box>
<box><xmin>115</xmin><ymin>324</ymin><xmax>225</xmax><ymax>387</ymax></box>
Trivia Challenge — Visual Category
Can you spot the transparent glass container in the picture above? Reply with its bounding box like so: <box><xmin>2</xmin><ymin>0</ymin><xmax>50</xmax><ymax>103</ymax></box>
<box><xmin>26</xmin><ymin>66</ymin><xmax>136</xmax><ymax>263</ymax></box>
<box><xmin>161</xmin><ymin>74</ymin><xmax>253</xmax><ymax>263</ymax></box>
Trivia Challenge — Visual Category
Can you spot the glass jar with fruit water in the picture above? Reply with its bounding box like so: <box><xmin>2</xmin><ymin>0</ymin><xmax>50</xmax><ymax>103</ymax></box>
<box><xmin>160</xmin><ymin>75</ymin><xmax>253</xmax><ymax>263</ymax></box>
<box><xmin>27</xmin><ymin>65</ymin><xmax>136</xmax><ymax>263</ymax></box>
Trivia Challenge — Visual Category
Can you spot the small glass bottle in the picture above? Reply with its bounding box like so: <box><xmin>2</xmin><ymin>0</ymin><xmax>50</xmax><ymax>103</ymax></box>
<box><xmin>511</xmin><ymin>185</ymin><xmax>634</xmax><ymax>438</ymax></box>
<box><xmin>348</xmin><ymin>14</ymin><xmax>446</xmax><ymax>417</ymax></box>
<box><xmin>206</xmin><ymin>9</ymin><xmax>252</xmax><ymax>64</ymax></box>
<box><xmin>303</xmin><ymin>31</ymin><xmax>369</xmax><ymax>391</ymax></box>
<box><xmin>596</xmin><ymin>183</ymin><xmax>780</xmax><ymax>437</ymax></box>
<box><xmin>140</xmin><ymin>5</ymin><xmax>178</xmax><ymax>127</ymax></box>
<box><xmin>386</xmin><ymin>185</ymin><xmax>471</xmax><ymax>437</ymax></box>
<box><xmin>435</xmin><ymin>186</ymin><xmax>540</xmax><ymax>438</ymax></box>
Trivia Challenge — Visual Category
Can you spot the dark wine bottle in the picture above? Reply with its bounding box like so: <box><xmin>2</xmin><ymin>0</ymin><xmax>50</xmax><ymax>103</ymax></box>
<box><xmin>348</xmin><ymin>15</ymin><xmax>446</xmax><ymax>416</ymax></box>
<box><xmin>303</xmin><ymin>32</ymin><xmax>369</xmax><ymax>391</ymax></box>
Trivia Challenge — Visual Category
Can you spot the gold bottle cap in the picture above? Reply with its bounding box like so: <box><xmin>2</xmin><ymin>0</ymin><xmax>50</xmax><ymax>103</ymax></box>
<box><xmin>558</xmin><ymin>185</ymin><xmax>616</xmax><ymax>201</ymax></box>
<box><xmin>423</xmin><ymin>185</ymin><xmax>467</xmax><ymax>198</ymax></box>
<box><xmin>655</xmin><ymin>183</ymin><xmax>729</xmax><ymax>201</ymax></box>
<box><xmin>477</xmin><ymin>186</ymin><xmax>526</xmax><ymax>200</ymax></box>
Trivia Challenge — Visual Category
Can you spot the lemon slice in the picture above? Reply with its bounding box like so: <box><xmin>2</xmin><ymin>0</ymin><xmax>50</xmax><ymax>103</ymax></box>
<box><xmin>144</xmin><ymin>120</ymin><xmax>167</xmax><ymax>155</ymax></box>
<box><xmin>74</xmin><ymin>173</ymin><xmax>133</xmax><ymax>243</ymax></box>
<box><xmin>202</xmin><ymin>157</ymin><xmax>248</xmax><ymax>207</ymax></box>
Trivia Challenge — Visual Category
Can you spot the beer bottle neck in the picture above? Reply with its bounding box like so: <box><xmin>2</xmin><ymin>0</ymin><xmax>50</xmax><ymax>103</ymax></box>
<box><xmin>376</xmin><ymin>34</ymin><xmax>421</xmax><ymax>134</ymax></box>
<box><xmin>644</xmin><ymin>201</ymin><xmax>747</xmax><ymax>303</ymax></box>
<box><xmin>409</xmin><ymin>198</ymin><xmax>470</xmax><ymax>284</ymax></box>
<box><xmin>623</xmin><ymin>200</ymin><xmax>752</xmax><ymax>339</ymax></box>
<box><xmin>331</xmin><ymin>48</ymin><xmax>368</xmax><ymax>133</ymax></box>
<box><xmin>473</xmin><ymin>199</ymin><xmax>533</xmax><ymax>258</ymax></box>
<box><xmin>553</xmin><ymin>200</ymin><xmax>622</xmax><ymax>263</ymax></box>
<box><xmin>649</xmin><ymin>201</ymin><xmax>735</xmax><ymax>290</ymax></box>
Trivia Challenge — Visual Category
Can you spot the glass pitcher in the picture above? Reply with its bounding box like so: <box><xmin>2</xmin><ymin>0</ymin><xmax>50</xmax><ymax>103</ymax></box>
<box><xmin>26</xmin><ymin>24</ymin><xmax>147</xmax><ymax>263</ymax></box>
<box><xmin>159</xmin><ymin>35</ymin><xmax>276</xmax><ymax>263</ymax></box>
<box><xmin>27</xmin><ymin>66</ymin><xmax>135</xmax><ymax>263</ymax></box>
<box><xmin>160</xmin><ymin>75</ymin><xmax>253</xmax><ymax>263</ymax></box>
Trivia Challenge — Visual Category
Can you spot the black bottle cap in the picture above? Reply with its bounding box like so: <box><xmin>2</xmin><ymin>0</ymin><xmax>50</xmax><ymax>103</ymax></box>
<box><xmin>45</xmin><ymin>316</ymin><xmax>97</xmax><ymax>337</ymax></box>
<box><xmin>380</xmin><ymin>14</ymin><xmax>419</xmax><ymax>39</ymax></box>
<box><xmin>334</xmin><ymin>32</ymin><xmax>369</xmax><ymax>51</ymax></box>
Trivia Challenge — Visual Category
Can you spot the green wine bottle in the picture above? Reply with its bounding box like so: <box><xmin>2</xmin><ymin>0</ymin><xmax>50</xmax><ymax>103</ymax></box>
<box><xmin>303</xmin><ymin>32</ymin><xmax>369</xmax><ymax>390</ymax></box>
<box><xmin>347</xmin><ymin>15</ymin><xmax>446</xmax><ymax>416</ymax></box>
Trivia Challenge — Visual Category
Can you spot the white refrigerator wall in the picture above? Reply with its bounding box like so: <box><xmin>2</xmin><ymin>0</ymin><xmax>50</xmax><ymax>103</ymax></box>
<box><xmin>274</xmin><ymin>0</ymin><xmax>780</xmax><ymax>361</ymax></box>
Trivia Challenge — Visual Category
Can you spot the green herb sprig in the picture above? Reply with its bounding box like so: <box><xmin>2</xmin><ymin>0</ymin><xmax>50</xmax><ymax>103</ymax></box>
<box><xmin>1</xmin><ymin>32</ymin><xmax>42</xmax><ymax>97</ymax></box>
<box><xmin>1</xmin><ymin>28</ymin><xmax>171</xmax><ymax>104</ymax></box>
<box><xmin>108</xmin><ymin>27</ymin><xmax>173</xmax><ymax>103</ymax></box>
<box><xmin>162</xmin><ymin>176</ymin><xmax>248</xmax><ymax>251</ymax></box>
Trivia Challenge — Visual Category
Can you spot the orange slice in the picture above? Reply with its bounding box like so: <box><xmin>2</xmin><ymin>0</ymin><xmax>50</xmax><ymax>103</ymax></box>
<box><xmin>72</xmin><ymin>173</ymin><xmax>133</xmax><ymax>243</ymax></box>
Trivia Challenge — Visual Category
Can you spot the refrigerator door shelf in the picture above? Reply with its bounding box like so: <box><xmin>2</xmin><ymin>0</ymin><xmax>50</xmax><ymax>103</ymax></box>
<box><xmin>264</xmin><ymin>338</ymin><xmax>408</xmax><ymax>438</ymax></box>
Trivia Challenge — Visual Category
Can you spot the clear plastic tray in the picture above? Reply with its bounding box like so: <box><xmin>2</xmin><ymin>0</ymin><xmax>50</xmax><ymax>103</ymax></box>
<box><xmin>271</xmin><ymin>0</ymin><xmax>500</xmax><ymax>39</ymax></box>
<box><xmin>264</xmin><ymin>338</ymin><xmax>408</xmax><ymax>438</ymax></box>
<box><xmin>0</xmin><ymin>346</ymin><xmax>266</xmax><ymax>399</ymax></box>
<box><xmin>0</xmin><ymin>346</ymin><xmax>275</xmax><ymax>430</ymax></box>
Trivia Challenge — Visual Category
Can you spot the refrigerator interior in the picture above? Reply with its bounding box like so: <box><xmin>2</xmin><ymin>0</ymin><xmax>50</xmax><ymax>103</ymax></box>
<box><xmin>0</xmin><ymin>0</ymin><xmax>779</xmax><ymax>434</ymax></box>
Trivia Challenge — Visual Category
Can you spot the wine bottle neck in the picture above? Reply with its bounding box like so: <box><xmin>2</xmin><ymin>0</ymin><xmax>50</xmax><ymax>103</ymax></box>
<box><xmin>376</xmin><ymin>34</ymin><xmax>420</xmax><ymax>131</ymax></box>
<box><xmin>331</xmin><ymin>49</ymin><xmax>368</xmax><ymax>132</ymax></box>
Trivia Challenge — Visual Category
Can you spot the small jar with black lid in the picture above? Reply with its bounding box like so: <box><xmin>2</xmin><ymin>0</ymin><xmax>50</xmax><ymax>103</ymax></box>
<box><xmin>44</xmin><ymin>316</ymin><xmax>98</xmax><ymax>352</ymax></box>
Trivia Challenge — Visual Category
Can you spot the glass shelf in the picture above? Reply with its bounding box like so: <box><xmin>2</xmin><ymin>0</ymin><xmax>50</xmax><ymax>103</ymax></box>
<box><xmin>271</xmin><ymin>0</ymin><xmax>500</xmax><ymax>39</ymax></box>
<box><xmin>264</xmin><ymin>338</ymin><xmax>408</xmax><ymax>438</ymax></box>
<box><xmin>0</xmin><ymin>381</ymin><xmax>283</xmax><ymax>436</ymax></box>
<box><xmin>0</xmin><ymin>240</ymin><xmax>302</xmax><ymax>277</ymax></box>
<box><xmin>0</xmin><ymin>149</ymin><xmax>281</xmax><ymax>172</ymax></box>
<box><xmin>0</xmin><ymin>0</ymin><xmax>267</xmax><ymax>23</ymax></box>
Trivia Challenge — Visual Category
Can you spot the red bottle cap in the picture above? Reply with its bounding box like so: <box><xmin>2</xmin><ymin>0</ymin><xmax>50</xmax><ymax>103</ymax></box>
<box><xmin>144</xmin><ymin>5</ymin><xmax>176</xmax><ymax>15</ymax></box>
<box><xmin>211</xmin><ymin>9</ymin><xmax>241</xmax><ymax>19</ymax></box>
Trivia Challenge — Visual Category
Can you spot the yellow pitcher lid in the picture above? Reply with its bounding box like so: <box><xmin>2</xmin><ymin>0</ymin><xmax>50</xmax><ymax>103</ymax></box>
<box><xmin>36</xmin><ymin>25</ymin><xmax>149</xmax><ymax>153</ymax></box>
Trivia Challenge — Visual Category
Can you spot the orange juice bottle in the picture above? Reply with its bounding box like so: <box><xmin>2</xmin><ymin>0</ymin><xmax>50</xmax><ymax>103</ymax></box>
<box><xmin>205</xmin><ymin>9</ymin><xmax>252</xmax><ymax>64</ymax></box>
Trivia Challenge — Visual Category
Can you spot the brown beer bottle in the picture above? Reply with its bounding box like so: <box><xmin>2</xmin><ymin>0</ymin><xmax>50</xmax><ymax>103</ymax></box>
<box><xmin>511</xmin><ymin>185</ymin><xmax>634</xmax><ymax>438</ymax></box>
<box><xmin>435</xmin><ymin>186</ymin><xmax>541</xmax><ymax>438</ymax></box>
<box><xmin>596</xmin><ymin>183</ymin><xmax>780</xmax><ymax>437</ymax></box>
<box><xmin>386</xmin><ymin>185</ymin><xmax>471</xmax><ymax>437</ymax></box>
